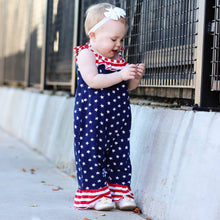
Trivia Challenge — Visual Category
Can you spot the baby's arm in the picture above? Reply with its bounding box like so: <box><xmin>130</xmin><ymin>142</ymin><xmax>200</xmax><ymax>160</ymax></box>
<box><xmin>77</xmin><ymin>49</ymin><xmax>137</xmax><ymax>89</ymax></box>
<box><xmin>128</xmin><ymin>63</ymin><xmax>145</xmax><ymax>90</ymax></box>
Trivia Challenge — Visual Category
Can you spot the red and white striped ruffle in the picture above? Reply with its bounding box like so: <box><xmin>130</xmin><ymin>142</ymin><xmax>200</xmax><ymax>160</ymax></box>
<box><xmin>74</xmin><ymin>186</ymin><xmax>112</xmax><ymax>209</ymax></box>
<box><xmin>108</xmin><ymin>183</ymin><xmax>134</xmax><ymax>202</ymax></box>
<box><xmin>74</xmin><ymin>184</ymin><xmax>134</xmax><ymax>209</ymax></box>
<box><xmin>74</xmin><ymin>42</ymin><xmax>128</xmax><ymax>71</ymax></box>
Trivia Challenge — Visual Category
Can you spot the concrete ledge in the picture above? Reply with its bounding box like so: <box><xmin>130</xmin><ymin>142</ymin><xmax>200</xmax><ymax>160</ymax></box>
<box><xmin>0</xmin><ymin>86</ymin><xmax>220</xmax><ymax>220</ymax></box>
<box><xmin>0</xmin><ymin>87</ymin><xmax>75</xmax><ymax>174</ymax></box>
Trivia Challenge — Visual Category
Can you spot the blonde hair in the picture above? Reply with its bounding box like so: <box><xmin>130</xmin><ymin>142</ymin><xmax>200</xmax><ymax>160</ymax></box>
<box><xmin>85</xmin><ymin>3</ymin><xmax>126</xmax><ymax>36</ymax></box>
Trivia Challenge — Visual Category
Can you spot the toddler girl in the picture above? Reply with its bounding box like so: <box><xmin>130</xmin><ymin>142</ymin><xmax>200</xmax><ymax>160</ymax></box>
<box><xmin>73</xmin><ymin>2</ymin><xmax>145</xmax><ymax>211</ymax></box>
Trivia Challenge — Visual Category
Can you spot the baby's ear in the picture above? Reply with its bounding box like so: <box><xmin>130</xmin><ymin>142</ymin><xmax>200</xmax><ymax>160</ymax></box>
<box><xmin>89</xmin><ymin>32</ymin><xmax>96</xmax><ymax>41</ymax></box>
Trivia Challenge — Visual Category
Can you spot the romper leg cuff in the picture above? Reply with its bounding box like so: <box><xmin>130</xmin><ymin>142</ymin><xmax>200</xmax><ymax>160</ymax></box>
<box><xmin>108</xmin><ymin>183</ymin><xmax>134</xmax><ymax>202</ymax></box>
<box><xmin>74</xmin><ymin>186</ymin><xmax>112</xmax><ymax>209</ymax></box>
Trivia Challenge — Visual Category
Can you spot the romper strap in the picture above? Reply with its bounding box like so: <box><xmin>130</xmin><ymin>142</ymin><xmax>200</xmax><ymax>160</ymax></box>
<box><xmin>74</xmin><ymin>42</ymin><xmax>90</xmax><ymax>57</ymax></box>
<box><xmin>73</xmin><ymin>42</ymin><xmax>128</xmax><ymax>71</ymax></box>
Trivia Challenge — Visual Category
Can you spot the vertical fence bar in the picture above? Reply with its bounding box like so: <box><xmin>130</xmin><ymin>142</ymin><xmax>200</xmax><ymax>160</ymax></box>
<box><xmin>177</xmin><ymin>1</ymin><xmax>181</xmax><ymax>86</ymax></box>
<box><xmin>217</xmin><ymin>0</ymin><xmax>220</xmax><ymax>89</ymax></box>
<box><xmin>211</xmin><ymin>0</ymin><xmax>220</xmax><ymax>90</ymax></box>
<box><xmin>24</xmin><ymin>0</ymin><xmax>33</xmax><ymax>87</ymax></box>
<box><xmin>194</xmin><ymin>0</ymin><xmax>206</xmax><ymax>105</ymax></box>
<box><xmin>191</xmin><ymin>0</ymin><xmax>197</xmax><ymax>87</ymax></box>
<box><xmin>40</xmin><ymin>0</ymin><xmax>48</xmax><ymax>91</ymax></box>
<box><xmin>189</xmin><ymin>0</ymin><xmax>194</xmax><ymax>87</ymax></box>
<box><xmin>186</xmin><ymin>0</ymin><xmax>190</xmax><ymax>86</ymax></box>
<box><xmin>158</xmin><ymin>0</ymin><xmax>162</xmax><ymax>86</ymax></box>
<box><xmin>166</xmin><ymin>0</ymin><xmax>170</xmax><ymax>86</ymax></box>
<box><xmin>71</xmin><ymin>0</ymin><xmax>79</xmax><ymax>95</ymax></box>
<box><xmin>0</xmin><ymin>0</ymin><xmax>5</xmax><ymax>84</ymax></box>
<box><xmin>170</xmin><ymin>0</ymin><xmax>175</xmax><ymax>86</ymax></box>
<box><xmin>182</xmin><ymin>0</ymin><xmax>186</xmax><ymax>86</ymax></box>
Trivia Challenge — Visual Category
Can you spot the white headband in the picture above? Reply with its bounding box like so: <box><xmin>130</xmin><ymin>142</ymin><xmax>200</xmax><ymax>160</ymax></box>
<box><xmin>88</xmin><ymin>7</ymin><xmax>126</xmax><ymax>35</ymax></box>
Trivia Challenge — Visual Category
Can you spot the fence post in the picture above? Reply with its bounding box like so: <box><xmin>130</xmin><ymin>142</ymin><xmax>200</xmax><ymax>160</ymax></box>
<box><xmin>71</xmin><ymin>0</ymin><xmax>80</xmax><ymax>95</ymax></box>
<box><xmin>24</xmin><ymin>0</ymin><xmax>33</xmax><ymax>88</ymax></box>
<box><xmin>194</xmin><ymin>0</ymin><xmax>206</xmax><ymax>106</ymax></box>
<box><xmin>40</xmin><ymin>0</ymin><xmax>49</xmax><ymax>91</ymax></box>
<box><xmin>0</xmin><ymin>0</ymin><xmax>6</xmax><ymax>85</ymax></box>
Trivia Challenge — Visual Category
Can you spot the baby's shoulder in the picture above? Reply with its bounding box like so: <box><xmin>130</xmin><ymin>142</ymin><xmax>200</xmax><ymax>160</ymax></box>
<box><xmin>77</xmin><ymin>48</ymin><xmax>96</xmax><ymax>62</ymax></box>
<box><xmin>78</xmin><ymin>48</ymin><xmax>93</xmax><ymax>56</ymax></box>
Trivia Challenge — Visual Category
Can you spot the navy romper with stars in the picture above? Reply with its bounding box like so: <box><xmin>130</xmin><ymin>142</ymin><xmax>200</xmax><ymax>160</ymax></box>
<box><xmin>73</xmin><ymin>42</ymin><xmax>134</xmax><ymax>209</ymax></box>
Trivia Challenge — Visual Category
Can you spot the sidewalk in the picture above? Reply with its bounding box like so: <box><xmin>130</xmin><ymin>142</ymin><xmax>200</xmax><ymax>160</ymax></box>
<box><xmin>0</xmin><ymin>128</ymin><xmax>144</xmax><ymax>220</ymax></box>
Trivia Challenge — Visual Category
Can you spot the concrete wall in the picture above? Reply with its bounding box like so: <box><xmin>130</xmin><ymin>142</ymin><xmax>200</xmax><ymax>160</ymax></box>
<box><xmin>0</xmin><ymin>86</ymin><xmax>220</xmax><ymax>220</ymax></box>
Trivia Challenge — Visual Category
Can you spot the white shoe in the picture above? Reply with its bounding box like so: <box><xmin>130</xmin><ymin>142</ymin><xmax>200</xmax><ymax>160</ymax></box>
<box><xmin>94</xmin><ymin>197</ymin><xmax>114</xmax><ymax>211</ymax></box>
<box><xmin>116</xmin><ymin>197</ymin><xmax>136</xmax><ymax>210</ymax></box>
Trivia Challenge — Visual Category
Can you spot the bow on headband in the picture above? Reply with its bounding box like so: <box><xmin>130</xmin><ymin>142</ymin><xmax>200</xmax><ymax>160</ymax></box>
<box><xmin>104</xmin><ymin>7</ymin><xmax>126</xmax><ymax>20</ymax></box>
<box><xmin>88</xmin><ymin>7</ymin><xmax>126</xmax><ymax>34</ymax></box>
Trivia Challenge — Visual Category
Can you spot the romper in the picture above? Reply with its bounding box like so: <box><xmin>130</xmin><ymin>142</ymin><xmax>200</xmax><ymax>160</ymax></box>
<box><xmin>73</xmin><ymin>42</ymin><xmax>134</xmax><ymax>209</ymax></box>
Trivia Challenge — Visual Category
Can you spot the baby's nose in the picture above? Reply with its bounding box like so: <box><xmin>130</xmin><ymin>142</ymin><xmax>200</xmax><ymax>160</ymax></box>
<box><xmin>116</xmin><ymin>41</ymin><xmax>121</xmax><ymax>47</ymax></box>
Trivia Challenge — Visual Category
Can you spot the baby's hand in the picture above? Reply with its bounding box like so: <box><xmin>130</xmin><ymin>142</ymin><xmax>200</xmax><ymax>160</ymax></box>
<box><xmin>120</xmin><ymin>64</ymin><xmax>137</xmax><ymax>81</ymax></box>
<box><xmin>135</xmin><ymin>63</ymin><xmax>145</xmax><ymax>79</ymax></box>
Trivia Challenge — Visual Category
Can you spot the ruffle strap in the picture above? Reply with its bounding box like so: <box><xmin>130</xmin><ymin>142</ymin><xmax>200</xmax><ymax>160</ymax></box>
<box><xmin>74</xmin><ymin>42</ymin><xmax>90</xmax><ymax>57</ymax></box>
<box><xmin>73</xmin><ymin>42</ymin><xmax>128</xmax><ymax>71</ymax></box>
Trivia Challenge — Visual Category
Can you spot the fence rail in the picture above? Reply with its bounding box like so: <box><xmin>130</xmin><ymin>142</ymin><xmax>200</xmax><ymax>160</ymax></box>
<box><xmin>0</xmin><ymin>0</ymin><xmax>219</xmax><ymax>107</ymax></box>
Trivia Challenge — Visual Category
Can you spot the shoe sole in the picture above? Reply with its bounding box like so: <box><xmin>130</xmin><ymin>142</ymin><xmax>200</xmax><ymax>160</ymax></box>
<box><xmin>116</xmin><ymin>201</ymin><xmax>136</xmax><ymax>211</ymax></box>
<box><xmin>94</xmin><ymin>204</ymin><xmax>114</xmax><ymax>211</ymax></box>
<box><xmin>118</xmin><ymin>205</ymin><xmax>136</xmax><ymax>211</ymax></box>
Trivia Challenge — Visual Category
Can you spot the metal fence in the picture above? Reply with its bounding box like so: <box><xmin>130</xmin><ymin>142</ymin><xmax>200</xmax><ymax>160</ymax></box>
<box><xmin>0</xmin><ymin>0</ymin><xmax>219</xmax><ymax>107</ymax></box>
<box><xmin>78</xmin><ymin>0</ymin><xmax>119</xmax><ymax>45</ymax></box>
<box><xmin>123</xmin><ymin>0</ymin><xmax>198</xmax><ymax>88</ymax></box>
<box><xmin>1</xmin><ymin>0</ymin><xmax>29</xmax><ymax>84</ymax></box>
<box><xmin>77</xmin><ymin>0</ymin><xmax>198</xmax><ymax>101</ymax></box>
<box><xmin>28</xmin><ymin>0</ymin><xmax>47</xmax><ymax>86</ymax></box>
<box><xmin>45</xmin><ymin>0</ymin><xmax>75</xmax><ymax>87</ymax></box>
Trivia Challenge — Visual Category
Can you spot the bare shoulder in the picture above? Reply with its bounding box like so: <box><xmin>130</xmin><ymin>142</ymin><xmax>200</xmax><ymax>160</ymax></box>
<box><xmin>77</xmin><ymin>49</ymin><xmax>96</xmax><ymax>64</ymax></box>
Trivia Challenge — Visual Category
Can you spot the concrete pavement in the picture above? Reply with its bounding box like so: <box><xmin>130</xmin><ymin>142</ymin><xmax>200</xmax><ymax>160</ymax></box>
<box><xmin>0</xmin><ymin>128</ymin><xmax>144</xmax><ymax>220</ymax></box>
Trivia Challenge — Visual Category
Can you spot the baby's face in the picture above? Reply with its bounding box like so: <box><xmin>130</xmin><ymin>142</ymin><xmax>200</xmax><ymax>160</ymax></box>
<box><xmin>91</xmin><ymin>20</ymin><xmax>127</xmax><ymax>59</ymax></box>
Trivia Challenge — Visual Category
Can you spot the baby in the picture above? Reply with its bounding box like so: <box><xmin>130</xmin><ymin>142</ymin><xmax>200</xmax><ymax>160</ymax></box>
<box><xmin>73</xmin><ymin>2</ymin><xmax>145</xmax><ymax>211</ymax></box>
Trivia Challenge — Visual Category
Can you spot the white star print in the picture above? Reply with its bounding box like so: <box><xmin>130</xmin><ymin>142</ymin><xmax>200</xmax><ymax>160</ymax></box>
<box><xmin>74</xmin><ymin>59</ymin><xmax>132</xmax><ymax>191</ymax></box>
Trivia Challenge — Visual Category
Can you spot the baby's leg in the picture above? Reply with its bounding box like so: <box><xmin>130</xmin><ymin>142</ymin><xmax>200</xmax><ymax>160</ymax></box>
<box><xmin>105</xmin><ymin>131</ymin><xmax>134</xmax><ymax>202</ymax></box>
<box><xmin>73</xmin><ymin>137</ymin><xmax>112</xmax><ymax>209</ymax></box>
